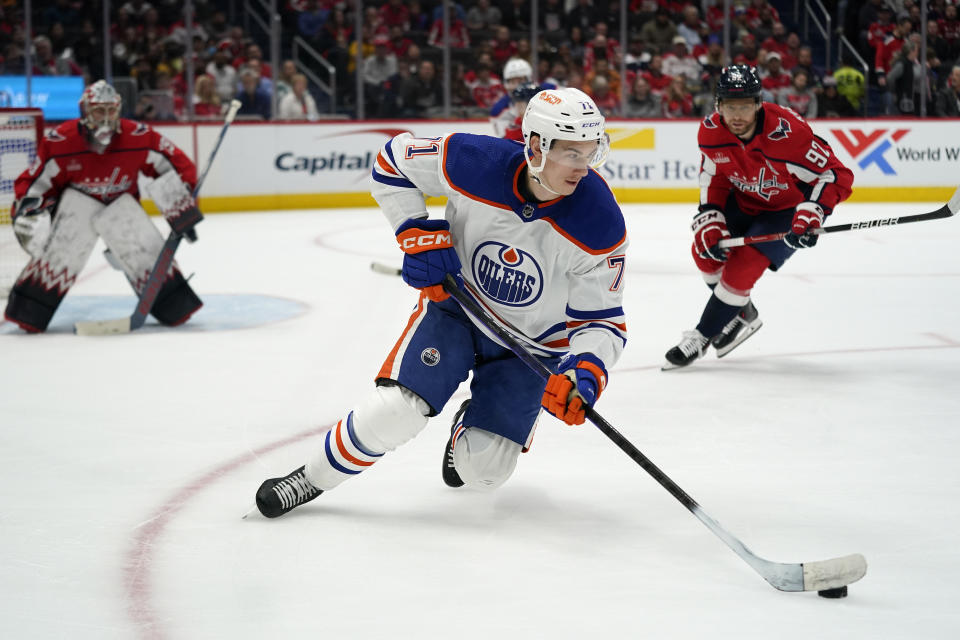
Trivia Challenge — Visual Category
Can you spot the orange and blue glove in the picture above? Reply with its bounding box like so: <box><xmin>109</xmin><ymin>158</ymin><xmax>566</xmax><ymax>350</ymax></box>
<box><xmin>541</xmin><ymin>353</ymin><xmax>608</xmax><ymax>426</ymax></box>
<box><xmin>395</xmin><ymin>218</ymin><xmax>462</xmax><ymax>302</ymax></box>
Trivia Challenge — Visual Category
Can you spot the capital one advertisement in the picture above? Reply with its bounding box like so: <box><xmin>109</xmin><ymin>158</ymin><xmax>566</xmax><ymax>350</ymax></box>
<box><xmin>154</xmin><ymin>117</ymin><xmax>959</xmax><ymax>211</ymax></box>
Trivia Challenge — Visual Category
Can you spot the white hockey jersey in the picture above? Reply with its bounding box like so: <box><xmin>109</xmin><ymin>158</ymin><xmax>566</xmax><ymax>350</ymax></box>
<box><xmin>371</xmin><ymin>132</ymin><xmax>628</xmax><ymax>372</ymax></box>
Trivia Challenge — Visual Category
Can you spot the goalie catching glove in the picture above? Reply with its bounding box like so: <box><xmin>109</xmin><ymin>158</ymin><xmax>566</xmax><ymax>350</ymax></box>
<box><xmin>146</xmin><ymin>170</ymin><xmax>203</xmax><ymax>242</ymax></box>
<box><xmin>395</xmin><ymin>218</ymin><xmax>462</xmax><ymax>302</ymax></box>
<box><xmin>541</xmin><ymin>353</ymin><xmax>607</xmax><ymax>426</ymax></box>
<box><xmin>784</xmin><ymin>202</ymin><xmax>824</xmax><ymax>249</ymax></box>
<box><xmin>692</xmin><ymin>208</ymin><xmax>731</xmax><ymax>262</ymax></box>
<box><xmin>11</xmin><ymin>196</ymin><xmax>53</xmax><ymax>258</ymax></box>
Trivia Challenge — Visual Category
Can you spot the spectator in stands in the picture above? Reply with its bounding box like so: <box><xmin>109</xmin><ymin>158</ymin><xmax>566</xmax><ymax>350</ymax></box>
<box><xmin>120</xmin><ymin>0</ymin><xmax>153</xmax><ymax>22</ymax></box>
<box><xmin>400</xmin><ymin>60</ymin><xmax>443</xmax><ymax>118</ymax></box>
<box><xmin>624</xmin><ymin>75</ymin><xmax>662</xmax><ymax>117</ymax></box>
<box><xmin>834</xmin><ymin>56</ymin><xmax>866</xmax><ymax>111</ymax></box>
<box><xmin>243</xmin><ymin>59</ymin><xmax>274</xmax><ymax>96</ymax></box>
<box><xmin>318</xmin><ymin>8</ymin><xmax>352</xmax><ymax>53</ymax></box>
<box><xmin>663</xmin><ymin>36</ymin><xmax>702</xmax><ymax>92</ymax></box>
<box><xmin>662</xmin><ymin>75</ymin><xmax>694</xmax><ymax>117</ymax></box>
<box><xmin>547</xmin><ymin>60</ymin><xmax>569</xmax><ymax>87</ymax></box>
<box><xmin>733</xmin><ymin>34</ymin><xmax>761</xmax><ymax>68</ymax></box>
<box><xmin>583</xmin><ymin>32</ymin><xmax>618</xmax><ymax>73</ymax></box>
<box><xmin>427</xmin><ymin>5</ymin><xmax>470</xmax><ymax>49</ymax></box>
<box><xmin>239</xmin><ymin>44</ymin><xmax>272</xmax><ymax>79</ymax></box>
<box><xmin>762</xmin><ymin>22</ymin><xmax>790</xmax><ymax>58</ymax></box>
<box><xmin>589</xmin><ymin>75</ymin><xmax>620</xmax><ymax>115</ymax></box>
<box><xmin>468</xmin><ymin>61</ymin><xmax>506</xmax><ymax>109</ymax></box>
<box><xmin>466</xmin><ymin>0</ymin><xmax>502</xmax><ymax>32</ymax></box>
<box><xmin>887</xmin><ymin>39</ymin><xmax>925</xmax><ymax>114</ymax></box>
<box><xmin>236</xmin><ymin>67</ymin><xmax>272</xmax><ymax>120</ymax></box>
<box><xmin>363</xmin><ymin>33</ymin><xmax>398</xmax><ymax>114</ymax></box>
<box><xmin>640</xmin><ymin>8</ymin><xmax>678</xmax><ymax>54</ymax></box>
<box><xmin>566</xmin><ymin>0</ymin><xmax>598</xmax><ymax>33</ymax></box>
<box><xmin>205</xmin><ymin>10</ymin><xmax>230</xmax><ymax>43</ymax></box>
<box><xmin>43</xmin><ymin>0</ymin><xmax>80</xmax><ymax>27</ymax></box>
<box><xmin>206</xmin><ymin>42</ymin><xmax>238</xmax><ymax>103</ymax></box>
<box><xmin>192</xmin><ymin>74</ymin><xmax>222</xmax><ymax>118</ymax></box>
<box><xmin>925</xmin><ymin>19</ymin><xmax>951</xmax><ymax>79</ymax></box>
<box><xmin>497</xmin><ymin>0</ymin><xmax>528</xmax><ymax>31</ymax></box>
<box><xmin>820</xmin><ymin>75</ymin><xmax>860</xmax><ymax>117</ymax></box>
<box><xmin>677</xmin><ymin>6</ymin><xmax>706</xmax><ymax>49</ymax></box>
<box><xmin>858</xmin><ymin>0</ymin><xmax>888</xmax><ymax>55</ymax></box>
<box><xmin>489</xmin><ymin>25</ymin><xmax>518</xmax><ymax>66</ymax></box>
<box><xmin>275</xmin><ymin>60</ymin><xmax>297</xmax><ymax>102</ymax></box>
<box><xmin>940</xmin><ymin>5</ymin><xmax>960</xmax><ymax>63</ymax></box>
<box><xmin>387</xmin><ymin>25</ymin><xmax>414</xmax><ymax>58</ymax></box>
<box><xmin>866</xmin><ymin>4</ymin><xmax>896</xmax><ymax>59</ymax></box>
<box><xmin>877</xmin><ymin>15</ymin><xmax>913</xmax><ymax>87</ymax></box>
<box><xmin>777</xmin><ymin>68</ymin><xmax>817</xmax><ymax>117</ymax></box>
<box><xmin>584</xmin><ymin>58</ymin><xmax>621</xmax><ymax>102</ymax></box>
<box><xmin>32</xmin><ymin>35</ymin><xmax>82</xmax><ymax>76</ymax></box>
<box><xmin>407</xmin><ymin>1</ymin><xmax>430</xmax><ymax>31</ymax></box>
<box><xmin>278</xmin><ymin>73</ymin><xmax>320</xmax><ymax>120</ymax></box>
<box><xmin>760</xmin><ymin>51</ymin><xmax>792</xmax><ymax>99</ymax></box>
<box><xmin>379</xmin><ymin>0</ymin><xmax>410</xmax><ymax>30</ymax></box>
<box><xmin>794</xmin><ymin>45</ymin><xmax>822</xmax><ymax>88</ymax></box>
<box><xmin>643</xmin><ymin>55</ymin><xmax>672</xmax><ymax>94</ymax></box>
<box><xmin>539</xmin><ymin>0</ymin><xmax>565</xmax><ymax>34</ymax></box>
<box><xmin>935</xmin><ymin>65</ymin><xmax>960</xmax><ymax>116</ymax></box>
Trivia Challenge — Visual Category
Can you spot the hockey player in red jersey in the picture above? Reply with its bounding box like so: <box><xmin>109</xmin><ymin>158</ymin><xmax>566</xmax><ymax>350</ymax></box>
<box><xmin>664</xmin><ymin>64</ymin><xmax>853</xmax><ymax>368</ymax></box>
<box><xmin>5</xmin><ymin>80</ymin><xmax>203</xmax><ymax>333</ymax></box>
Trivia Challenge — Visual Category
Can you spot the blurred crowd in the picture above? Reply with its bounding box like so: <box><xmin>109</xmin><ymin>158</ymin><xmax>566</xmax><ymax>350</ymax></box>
<box><xmin>1</xmin><ymin>0</ymin><xmax>958</xmax><ymax>121</ymax></box>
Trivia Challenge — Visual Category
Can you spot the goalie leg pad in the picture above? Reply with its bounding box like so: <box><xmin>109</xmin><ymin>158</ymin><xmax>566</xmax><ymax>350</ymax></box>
<box><xmin>305</xmin><ymin>384</ymin><xmax>430</xmax><ymax>490</ymax></box>
<box><xmin>452</xmin><ymin>426</ymin><xmax>522</xmax><ymax>490</ymax></box>
<box><xmin>93</xmin><ymin>194</ymin><xmax>163</xmax><ymax>291</ymax></box>
<box><xmin>150</xmin><ymin>270</ymin><xmax>202</xmax><ymax>326</ymax></box>
<box><xmin>4</xmin><ymin>189</ymin><xmax>104</xmax><ymax>332</ymax></box>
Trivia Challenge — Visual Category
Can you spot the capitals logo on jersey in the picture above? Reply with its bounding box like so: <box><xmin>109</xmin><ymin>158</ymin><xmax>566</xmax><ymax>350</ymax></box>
<box><xmin>728</xmin><ymin>167</ymin><xmax>789</xmax><ymax>201</ymax></box>
<box><xmin>471</xmin><ymin>241</ymin><xmax>543</xmax><ymax>306</ymax></box>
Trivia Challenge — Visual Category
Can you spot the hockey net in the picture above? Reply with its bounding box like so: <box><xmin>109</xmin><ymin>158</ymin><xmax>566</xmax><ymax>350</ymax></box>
<box><xmin>0</xmin><ymin>108</ymin><xmax>44</xmax><ymax>296</ymax></box>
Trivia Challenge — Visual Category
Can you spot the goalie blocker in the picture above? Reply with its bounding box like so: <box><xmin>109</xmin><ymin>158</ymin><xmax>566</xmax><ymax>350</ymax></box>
<box><xmin>4</xmin><ymin>189</ymin><xmax>201</xmax><ymax>333</ymax></box>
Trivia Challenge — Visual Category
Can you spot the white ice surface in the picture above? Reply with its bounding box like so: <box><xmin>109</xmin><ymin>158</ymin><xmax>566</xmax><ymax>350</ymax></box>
<box><xmin>1</xmin><ymin>203</ymin><xmax>959</xmax><ymax>639</ymax></box>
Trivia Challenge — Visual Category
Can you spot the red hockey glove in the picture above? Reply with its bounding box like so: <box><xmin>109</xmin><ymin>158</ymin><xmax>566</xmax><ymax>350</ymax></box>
<box><xmin>692</xmin><ymin>209</ymin><xmax>731</xmax><ymax>262</ymax></box>
<box><xmin>395</xmin><ymin>218</ymin><xmax>462</xmax><ymax>302</ymax></box>
<box><xmin>784</xmin><ymin>202</ymin><xmax>824</xmax><ymax>249</ymax></box>
<box><xmin>541</xmin><ymin>353</ymin><xmax>607</xmax><ymax>426</ymax></box>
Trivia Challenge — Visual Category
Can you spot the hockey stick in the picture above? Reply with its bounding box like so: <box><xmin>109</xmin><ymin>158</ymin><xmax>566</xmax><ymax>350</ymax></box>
<box><xmin>718</xmin><ymin>186</ymin><xmax>960</xmax><ymax>249</ymax></box>
<box><xmin>370</xmin><ymin>261</ymin><xmax>401</xmax><ymax>276</ymax></box>
<box><xmin>441</xmin><ymin>274</ymin><xmax>866</xmax><ymax>593</ymax></box>
<box><xmin>74</xmin><ymin>100</ymin><xmax>242</xmax><ymax>336</ymax></box>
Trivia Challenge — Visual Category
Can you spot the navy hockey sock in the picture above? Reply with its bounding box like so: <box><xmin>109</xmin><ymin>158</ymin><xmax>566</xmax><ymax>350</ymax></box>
<box><xmin>695</xmin><ymin>294</ymin><xmax>742</xmax><ymax>340</ymax></box>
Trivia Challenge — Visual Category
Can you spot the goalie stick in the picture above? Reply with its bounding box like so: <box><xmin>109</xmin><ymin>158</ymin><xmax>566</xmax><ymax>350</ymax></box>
<box><xmin>440</xmin><ymin>274</ymin><xmax>866</xmax><ymax>593</ymax></box>
<box><xmin>74</xmin><ymin>100</ymin><xmax>242</xmax><ymax>336</ymax></box>
<box><xmin>718</xmin><ymin>185</ymin><xmax>960</xmax><ymax>249</ymax></box>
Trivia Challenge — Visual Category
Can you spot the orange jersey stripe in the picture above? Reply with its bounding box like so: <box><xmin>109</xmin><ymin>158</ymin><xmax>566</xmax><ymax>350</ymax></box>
<box><xmin>334</xmin><ymin>420</ymin><xmax>375</xmax><ymax>467</ymax></box>
<box><xmin>377</xmin><ymin>292</ymin><xmax>427</xmax><ymax>380</ymax></box>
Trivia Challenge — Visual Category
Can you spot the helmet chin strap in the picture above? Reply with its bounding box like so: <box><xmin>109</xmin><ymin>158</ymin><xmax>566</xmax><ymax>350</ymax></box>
<box><xmin>523</xmin><ymin>147</ymin><xmax>564</xmax><ymax>196</ymax></box>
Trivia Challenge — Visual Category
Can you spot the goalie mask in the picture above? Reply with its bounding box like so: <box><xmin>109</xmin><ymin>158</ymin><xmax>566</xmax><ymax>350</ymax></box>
<box><xmin>79</xmin><ymin>80</ymin><xmax>122</xmax><ymax>148</ymax></box>
<box><xmin>521</xmin><ymin>87</ymin><xmax>610</xmax><ymax>195</ymax></box>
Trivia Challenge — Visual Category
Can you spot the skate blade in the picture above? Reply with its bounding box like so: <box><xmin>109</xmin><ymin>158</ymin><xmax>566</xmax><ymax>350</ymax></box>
<box><xmin>241</xmin><ymin>504</ymin><xmax>258</xmax><ymax>520</ymax></box>
<box><xmin>715</xmin><ymin>321</ymin><xmax>763</xmax><ymax>358</ymax></box>
<box><xmin>661</xmin><ymin>360</ymin><xmax>687</xmax><ymax>371</ymax></box>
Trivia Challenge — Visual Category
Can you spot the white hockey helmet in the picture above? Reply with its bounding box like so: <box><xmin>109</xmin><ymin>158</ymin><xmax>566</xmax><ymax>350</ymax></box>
<box><xmin>503</xmin><ymin>58</ymin><xmax>533</xmax><ymax>82</ymax></box>
<box><xmin>79</xmin><ymin>80</ymin><xmax>122</xmax><ymax>147</ymax></box>
<box><xmin>521</xmin><ymin>87</ymin><xmax>610</xmax><ymax>192</ymax></box>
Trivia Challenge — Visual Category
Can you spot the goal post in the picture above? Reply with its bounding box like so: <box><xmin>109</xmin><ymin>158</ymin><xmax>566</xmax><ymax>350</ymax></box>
<box><xmin>0</xmin><ymin>107</ymin><xmax>44</xmax><ymax>296</ymax></box>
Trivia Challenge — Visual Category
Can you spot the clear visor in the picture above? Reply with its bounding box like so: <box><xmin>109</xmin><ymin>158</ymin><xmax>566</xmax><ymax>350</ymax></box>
<box><xmin>86</xmin><ymin>103</ymin><xmax>119</xmax><ymax>128</ymax></box>
<box><xmin>549</xmin><ymin>133</ymin><xmax>610</xmax><ymax>170</ymax></box>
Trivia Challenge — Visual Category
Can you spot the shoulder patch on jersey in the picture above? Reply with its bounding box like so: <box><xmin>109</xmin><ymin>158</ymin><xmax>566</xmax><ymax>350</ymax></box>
<box><xmin>46</xmin><ymin>129</ymin><xmax>66</xmax><ymax>142</ymax></box>
<box><xmin>131</xmin><ymin>122</ymin><xmax>150</xmax><ymax>136</ymax></box>
<box><xmin>702</xmin><ymin>115</ymin><xmax>718</xmax><ymax>129</ymax></box>
<box><xmin>767</xmin><ymin>117</ymin><xmax>792</xmax><ymax>141</ymax></box>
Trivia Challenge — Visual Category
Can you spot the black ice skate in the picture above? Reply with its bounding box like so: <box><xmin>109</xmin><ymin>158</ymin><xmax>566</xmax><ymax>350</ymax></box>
<box><xmin>442</xmin><ymin>400</ymin><xmax>470</xmax><ymax>488</ymax></box>
<box><xmin>712</xmin><ymin>301</ymin><xmax>762</xmax><ymax>358</ymax></box>
<box><xmin>662</xmin><ymin>330</ymin><xmax>710</xmax><ymax>370</ymax></box>
<box><xmin>255</xmin><ymin>466</ymin><xmax>323</xmax><ymax>518</ymax></box>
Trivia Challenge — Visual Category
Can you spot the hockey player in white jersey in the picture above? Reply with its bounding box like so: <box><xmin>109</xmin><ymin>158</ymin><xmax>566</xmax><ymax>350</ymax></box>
<box><xmin>255</xmin><ymin>87</ymin><xmax>628</xmax><ymax>517</ymax></box>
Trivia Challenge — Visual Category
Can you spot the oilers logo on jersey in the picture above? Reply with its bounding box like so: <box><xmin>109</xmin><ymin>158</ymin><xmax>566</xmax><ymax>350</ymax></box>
<box><xmin>471</xmin><ymin>241</ymin><xmax>543</xmax><ymax>307</ymax></box>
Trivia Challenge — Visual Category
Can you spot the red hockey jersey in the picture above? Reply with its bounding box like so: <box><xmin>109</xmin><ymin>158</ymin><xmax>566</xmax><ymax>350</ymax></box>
<box><xmin>697</xmin><ymin>102</ymin><xmax>853</xmax><ymax>217</ymax></box>
<box><xmin>14</xmin><ymin>118</ymin><xmax>197</xmax><ymax>209</ymax></box>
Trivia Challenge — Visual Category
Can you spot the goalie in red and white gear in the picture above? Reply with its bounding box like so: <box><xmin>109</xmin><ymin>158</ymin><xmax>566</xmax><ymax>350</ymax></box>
<box><xmin>4</xmin><ymin>80</ymin><xmax>204</xmax><ymax>333</ymax></box>
<box><xmin>663</xmin><ymin>64</ymin><xmax>854</xmax><ymax>368</ymax></box>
